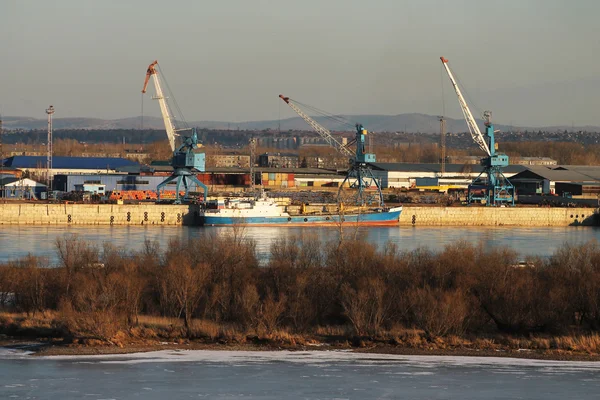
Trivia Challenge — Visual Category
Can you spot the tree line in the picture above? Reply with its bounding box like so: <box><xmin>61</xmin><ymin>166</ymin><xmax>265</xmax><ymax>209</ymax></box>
<box><xmin>1</xmin><ymin>233</ymin><xmax>600</xmax><ymax>344</ymax></box>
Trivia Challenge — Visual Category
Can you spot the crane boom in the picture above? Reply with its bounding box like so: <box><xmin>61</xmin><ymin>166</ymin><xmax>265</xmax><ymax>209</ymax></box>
<box><xmin>142</xmin><ymin>60</ymin><xmax>177</xmax><ymax>153</ymax></box>
<box><xmin>279</xmin><ymin>95</ymin><xmax>354</xmax><ymax>158</ymax></box>
<box><xmin>440</xmin><ymin>57</ymin><xmax>491</xmax><ymax>156</ymax></box>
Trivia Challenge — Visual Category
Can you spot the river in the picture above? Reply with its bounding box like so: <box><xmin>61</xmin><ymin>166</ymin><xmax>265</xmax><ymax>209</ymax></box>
<box><xmin>1</xmin><ymin>225</ymin><xmax>600</xmax><ymax>263</ymax></box>
<box><xmin>1</xmin><ymin>348</ymin><xmax>599</xmax><ymax>399</ymax></box>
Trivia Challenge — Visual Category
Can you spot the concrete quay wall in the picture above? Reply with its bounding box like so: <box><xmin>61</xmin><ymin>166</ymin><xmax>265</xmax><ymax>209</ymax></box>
<box><xmin>399</xmin><ymin>206</ymin><xmax>599</xmax><ymax>227</ymax></box>
<box><xmin>0</xmin><ymin>203</ymin><xmax>201</xmax><ymax>225</ymax></box>
<box><xmin>0</xmin><ymin>203</ymin><xmax>597</xmax><ymax>227</ymax></box>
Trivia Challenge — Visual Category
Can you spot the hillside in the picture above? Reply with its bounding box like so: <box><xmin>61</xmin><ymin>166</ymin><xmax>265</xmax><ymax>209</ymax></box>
<box><xmin>2</xmin><ymin>114</ymin><xmax>599</xmax><ymax>133</ymax></box>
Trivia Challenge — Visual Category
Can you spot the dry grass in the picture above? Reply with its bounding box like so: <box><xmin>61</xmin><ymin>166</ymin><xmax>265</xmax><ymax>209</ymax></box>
<box><xmin>313</xmin><ymin>325</ymin><xmax>353</xmax><ymax>337</ymax></box>
<box><xmin>137</xmin><ymin>315</ymin><xmax>181</xmax><ymax>329</ymax></box>
<box><xmin>4</xmin><ymin>310</ymin><xmax>600</xmax><ymax>356</ymax></box>
<box><xmin>551</xmin><ymin>334</ymin><xmax>600</xmax><ymax>353</ymax></box>
<box><xmin>0</xmin><ymin>311</ymin><xmax>58</xmax><ymax>328</ymax></box>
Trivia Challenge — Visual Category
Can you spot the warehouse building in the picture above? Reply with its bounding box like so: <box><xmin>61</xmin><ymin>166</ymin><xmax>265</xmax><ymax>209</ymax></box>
<box><xmin>510</xmin><ymin>165</ymin><xmax>600</xmax><ymax>197</ymax></box>
<box><xmin>258</xmin><ymin>153</ymin><xmax>299</xmax><ymax>168</ymax></box>
<box><xmin>0</xmin><ymin>177</ymin><xmax>46</xmax><ymax>199</ymax></box>
<box><xmin>367</xmin><ymin>163</ymin><xmax>526</xmax><ymax>189</ymax></box>
<box><xmin>1</xmin><ymin>156</ymin><xmax>139</xmax><ymax>177</ymax></box>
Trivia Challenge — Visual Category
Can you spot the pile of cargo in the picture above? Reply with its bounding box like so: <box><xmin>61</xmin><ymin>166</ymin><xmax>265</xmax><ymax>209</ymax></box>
<box><xmin>109</xmin><ymin>190</ymin><xmax>187</xmax><ymax>201</ymax></box>
<box><xmin>261</xmin><ymin>172</ymin><xmax>295</xmax><ymax>188</ymax></box>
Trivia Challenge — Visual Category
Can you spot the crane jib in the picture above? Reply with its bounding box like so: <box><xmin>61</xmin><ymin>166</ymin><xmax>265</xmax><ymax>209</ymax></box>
<box><xmin>440</xmin><ymin>57</ymin><xmax>491</xmax><ymax>157</ymax></box>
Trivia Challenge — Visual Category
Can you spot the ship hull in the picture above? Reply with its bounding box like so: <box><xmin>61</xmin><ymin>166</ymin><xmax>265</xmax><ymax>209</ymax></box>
<box><xmin>203</xmin><ymin>208</ymin><xmax>402</xmax><ymax>227</ymax></box>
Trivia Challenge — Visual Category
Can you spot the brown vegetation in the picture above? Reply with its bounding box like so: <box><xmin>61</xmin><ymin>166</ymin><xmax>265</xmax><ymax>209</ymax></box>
<box><xmin>2</xmin><ymin>234</ymin><xmax>600</xmax><ymax>356</ymax></box>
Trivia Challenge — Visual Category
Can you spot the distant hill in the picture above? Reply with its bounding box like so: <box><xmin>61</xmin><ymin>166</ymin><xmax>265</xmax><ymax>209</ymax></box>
<box><xmin>2</xmin><ymin>114</ymin><xmax>599</xmax><ymax>133</ymax></box>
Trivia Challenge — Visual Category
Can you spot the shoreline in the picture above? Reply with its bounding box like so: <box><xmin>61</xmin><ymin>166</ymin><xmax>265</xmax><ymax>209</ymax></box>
<box><xmin>2</xmin><ymin>338</ymin><xmax>599</xmax><ymax>362</ymax></box>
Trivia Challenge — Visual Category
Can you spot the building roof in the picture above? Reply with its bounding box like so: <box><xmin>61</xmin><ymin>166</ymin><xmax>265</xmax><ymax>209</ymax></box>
<box><xmin>368</xmin><ymin>162</ymin><xmax>526</xmax><ymax>174</ymax></box>
<box><xmin>0</xmin><ymin>177</ymin><xmax>46</xmax><ymax>187</ymax></box>
<box><xmin>519</xmin><ymin>157</ymin><xmax>557</xmax><ymax>161</ymax></box>
<box><xmin>511</xmin><ymin>166</ymin><xmax>600</xmax><ymax>183</ymax></box>
<box><xmin>2</xmin><ymin>156</ymin><xmax>139</xmax><ymax>170</ymax></box>
<box><xmin>0</xmin><ymin>177</ymin><xmax>18</xmax><ymax>186</ymax></box>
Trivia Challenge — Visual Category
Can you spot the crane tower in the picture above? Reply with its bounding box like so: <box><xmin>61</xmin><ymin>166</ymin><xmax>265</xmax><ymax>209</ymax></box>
<box><xmin>142</xmin><ymin>60</ymin><xmax>207</xmax><ymax>204</ymax></box>
<box><xmin>440</xmin><ymin>57</ymin><xmax>514</xmax><ymax>206</ymax></box>
<box><xmin>279</xmin><ymin>95</ymin><xmax>384</xmax><ymax>207</ymax></box>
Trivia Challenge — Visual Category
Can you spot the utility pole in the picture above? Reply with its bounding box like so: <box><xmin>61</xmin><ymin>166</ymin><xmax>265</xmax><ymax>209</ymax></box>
<box><xmin>439</xmin><ymin>116</ymin><xmax>446</xmax><ymax>175</ymax></box>
<box><xmin>46</xmin><ymin>105</ymin><xmax>54</xmax><ymax>191</ymax></box>
<box><xmin>0</xmin><ymin>114</ymin><xmax>4</xmax><ymax>199</ymax></box>
<box><xmin>0</xmin><ymin>114</ymin><xmax>3</xmax><ymax>171</ymax></box>
<box><xmin>249</xmin><ymin>137</ymin><xmax>256</xmax><ymax>192</ymax></box>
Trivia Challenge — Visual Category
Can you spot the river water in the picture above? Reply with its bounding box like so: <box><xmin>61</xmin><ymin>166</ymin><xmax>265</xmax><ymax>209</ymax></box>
<box><xmin>1</xmin><ymin>348</ymin><xmax>599</xmax><ymax>399</ymax></box>
<box><xmin>2</xmin><ymin>227</ymin><xmax>600</xmax><ymax>397</ymax></box>
<box><xmin>1</xmin><ymin>225</ymin><xmax>600</xmax><ymax>263</ymax></box>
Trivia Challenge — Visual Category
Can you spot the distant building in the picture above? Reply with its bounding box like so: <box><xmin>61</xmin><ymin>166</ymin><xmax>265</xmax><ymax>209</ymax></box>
<box><xmin>124</xmin><ymin>150</ymin><xmax>150</xmax><ymax>162</ymax></box>
<box><xmin>210</xmin><ymin>153</ymin><xmax>251</xmax><ymax>168</ymax></box>
<box><xmin>510</xmin><ymin>165</ymin><xmax>600</xmax><ymax>197</ymax></box>
<box><xmin>1</xmin><ymin>156</ymin><xmax>139</xmax><ymax>177</ymax></box>
<box><xmin>258</xmin><ymin>153</ymin><xmax>299</xmax><ymax>168</ymax></box>
<box><xmin>0</xmin><ymin>177</ymin><xmax>46</xmax><ymax>199</ymax></box>
<box><xmin>513</xmin><ymin>157</ymin><xmax>557</xmax><ymax>166</ymax></box>
<box><xmin>447</xmin><ymin>155</ymin><xmax>481</xmax><ymax>165</ymax></box>
<box><xmin>367</xmin><ymin>162</ymin><xmax>526</xmax><ymax>189</ymax></box>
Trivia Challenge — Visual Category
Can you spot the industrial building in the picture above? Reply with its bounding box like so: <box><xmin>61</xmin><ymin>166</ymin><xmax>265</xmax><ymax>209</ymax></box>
<box><xmin>0</xmin><ymin>177</ymin><xmax>46</xmax><ymax>199</ymax></box>
<box><xmin>1</xmin><ymin>156</ymin><xmax>140</xmax><ymax>177</ymax></box>
<box><xmin>367</xmin><ymin>163</ymin><xmax>526</xmax><ymax>189</ymax></box>
<box><xmin>208</xmin><ymin>153</ymin><xmax>251</xmax><ymax>168</ymax></box>
<box><xmin>258</xmin><ymin>153</ymin><xmax>300</xmax><ymax>168</ymax></box>
<box><xmin>510</xmin><ymin>165</ymin><xmax>600</xmax><ymax>197</ymax></box>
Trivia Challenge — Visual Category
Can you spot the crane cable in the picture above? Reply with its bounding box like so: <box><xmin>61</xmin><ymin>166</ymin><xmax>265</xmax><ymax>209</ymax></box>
<box><xmin>291</xmin><ymin>99</ymin><xmax>356</xmax><ymax>131</ymax></box>
<box><xmin>156</xmin><ymin>63</ymin><xmax>189</xmax><ymax>131</ymax></box>
<box><xmin>141</xmin><ymin>92</ymin><xmax>144</xmax><ymax>130</ymax></box>
<box><xmin>452</xmin><ymin>67</ymin><xmax>484</xmax><ymax>121</ymax></box>
<box><xmin>441</xmin><ymin>63</ymin><xmax>446</xmax><ymax>118</ymax></box>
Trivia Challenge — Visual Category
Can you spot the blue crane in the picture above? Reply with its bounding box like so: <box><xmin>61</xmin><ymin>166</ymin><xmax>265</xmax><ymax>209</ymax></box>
<box><xmin>142</xmin><ymin>61</ymin><xmax>207</xmax><ymax>204</ymax></box>
<box><xmin>279</xmin><ymin>95</ymin><xmax>384</xmax><ymax>208</ymax></box>
<box><xmin>440</xmin><ymin>57</ymin><xmax>515</xmax><ymax>206</ymax></box>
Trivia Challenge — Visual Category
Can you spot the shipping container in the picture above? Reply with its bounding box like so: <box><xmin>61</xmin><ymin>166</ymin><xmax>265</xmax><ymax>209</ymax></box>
<box><xmin>416</xmin><ymin>177</ymin><xmax>439</xmax><ymax>187</ymax></box>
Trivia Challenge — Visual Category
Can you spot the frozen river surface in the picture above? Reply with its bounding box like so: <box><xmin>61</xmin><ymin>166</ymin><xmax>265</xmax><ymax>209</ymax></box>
<box><xmin>1</xmin><ymin>348</ymin><xmax>600</xmax><ymax>399</ymax></box>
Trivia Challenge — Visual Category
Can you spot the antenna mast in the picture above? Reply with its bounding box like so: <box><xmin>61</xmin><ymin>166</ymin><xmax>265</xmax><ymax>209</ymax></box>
<box><xmin>46</xmin><ymin>105</ymin><xmax>55</xmax><ymax>190</ymax></box>
<box><xmin>0</xmin><ymin>114</ymin><xmax>3</xmax><ymax>171</ymax></box>
<box><xmin>0</xmin><ymin>115</ymin><xmax>3</xmax><ymax>198</ymax></box>
<box><xmin>249</xmin><ymin>137</ymin><xmax>257</xmax><ymax>192</ymax></box>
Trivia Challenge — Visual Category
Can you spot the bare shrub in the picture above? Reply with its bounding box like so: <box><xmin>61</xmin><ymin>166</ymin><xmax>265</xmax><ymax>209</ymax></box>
<box><xmin>340</xmin><ymin>277</ymin><xmax>389</xmax><ymax>336</ymax></box>
<box><xmin>158</xmin><ymin>247</ymin><xmax>209</xmax><ymax>337</ymax></box>
<box><xmin>257</xmin><ymin>291</ymin><xmax>287</xmax><ymax>334</ymax></box>
<box><xmin>55</xmin><ymin>234</ymin><xmax>99</xmax><ymax>297</ymax></box>
<box><xmin>404</xmin><ymin>286</ymin><xmax>468</xmax><ymax>338</ymax></box>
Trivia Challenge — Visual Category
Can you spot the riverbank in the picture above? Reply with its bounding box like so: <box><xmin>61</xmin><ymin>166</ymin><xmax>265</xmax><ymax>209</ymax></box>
<box><xmin>2</xmin><ymin>313</ymin><xmax>600</xmax><ymax>362</ymax></box>
<box><xmin>2</xmin><ymin>337</ymin><xmax>600</xmax><ymax>362</ymax></box>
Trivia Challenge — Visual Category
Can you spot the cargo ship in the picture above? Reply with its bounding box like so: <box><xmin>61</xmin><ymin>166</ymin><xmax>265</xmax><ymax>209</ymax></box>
<box><xmin>202</xmin><ymin>194</ymin><xmax>402</xmax><ymax>226</ymax></box>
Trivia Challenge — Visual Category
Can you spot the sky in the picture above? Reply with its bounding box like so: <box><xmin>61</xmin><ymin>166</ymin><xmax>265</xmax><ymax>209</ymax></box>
<box><xmin>1</xmin><ymin>0</ymin><xmax>599</xmax><ymax>127</ymax></box>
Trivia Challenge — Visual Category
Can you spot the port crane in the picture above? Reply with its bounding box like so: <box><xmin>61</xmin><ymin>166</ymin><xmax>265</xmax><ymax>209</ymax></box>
<box><xmin>279</xmin><ymin>95</ymin><xmax>384</xmax><ymax>207</ymax></box>
<box><xmin>440</xmin><ymin>57</ymin><xmax>515</xmax><ymax>206</ymax></box>
<box><xmin>142</xmin><ymin>60</ymin><xmax>207</xmax><ymax>204</ymax></box>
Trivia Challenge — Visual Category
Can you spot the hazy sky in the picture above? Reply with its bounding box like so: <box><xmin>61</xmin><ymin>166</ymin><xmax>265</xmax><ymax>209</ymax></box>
<box><xmin>1</xmin><ymin>0</ymin><xmax>598</xmax><ymax>127</ymax></box>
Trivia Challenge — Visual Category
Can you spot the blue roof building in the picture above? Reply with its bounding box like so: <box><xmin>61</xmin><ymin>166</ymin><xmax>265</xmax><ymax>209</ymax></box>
<box><xmin>2</xmin><ymin>156</ymin><xmax>139</xmax><ymax>170</ymax></box>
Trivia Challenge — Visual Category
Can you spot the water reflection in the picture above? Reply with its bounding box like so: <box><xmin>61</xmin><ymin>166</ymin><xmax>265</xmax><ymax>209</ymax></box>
<box><xmin>0</xmin><ymin>225</ymin><xmax>599</xmax><ymax>263</ymax></box>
